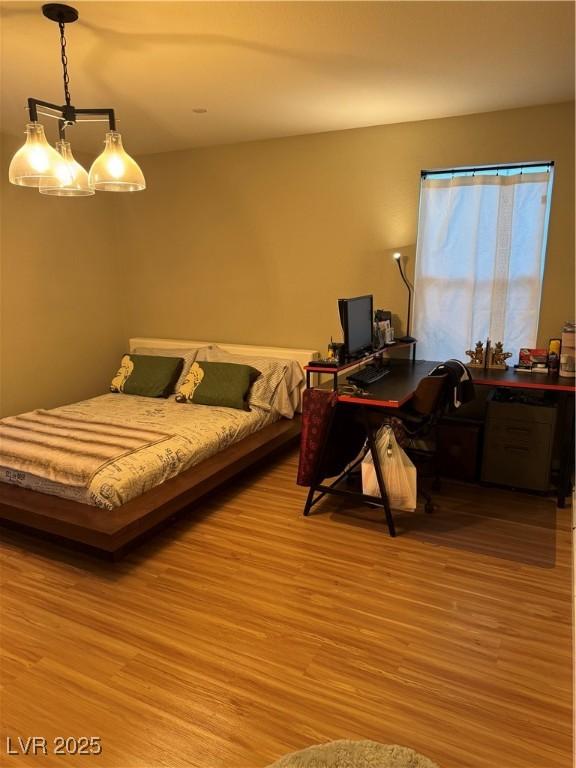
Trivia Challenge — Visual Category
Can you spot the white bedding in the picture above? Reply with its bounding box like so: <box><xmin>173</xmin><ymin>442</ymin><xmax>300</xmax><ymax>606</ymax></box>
<box><xmin>0</xmin><ymin>394</ymin><xmax>276</xmax><ymax>509</ymax></box>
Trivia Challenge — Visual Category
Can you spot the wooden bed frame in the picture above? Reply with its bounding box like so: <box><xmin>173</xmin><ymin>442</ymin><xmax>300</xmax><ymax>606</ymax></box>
<box><xmin>0</xmin><ymin>338</ymin><xmax>317</xmax><ymax>558</ymax></box>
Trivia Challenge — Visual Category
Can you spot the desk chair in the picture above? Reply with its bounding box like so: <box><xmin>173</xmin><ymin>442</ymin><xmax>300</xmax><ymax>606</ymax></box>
<box><xmin>380</xmin><ymin>373</ymin><xmax>450</xmax><ymax>513</ymax></box>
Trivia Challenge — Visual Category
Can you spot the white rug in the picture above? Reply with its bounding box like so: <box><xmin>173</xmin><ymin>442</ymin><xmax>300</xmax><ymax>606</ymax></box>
<box><xmin>266</xmin><ymin>740</ymin><xmax>439</xmax><ymax>768</ymax></box>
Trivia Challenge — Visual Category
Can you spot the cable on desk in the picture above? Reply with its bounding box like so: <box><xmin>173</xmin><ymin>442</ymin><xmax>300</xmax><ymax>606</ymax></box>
<box><xmin>338</xmin><ymin>384</ymin><xmax>370</xmax><ymax>397</ymax></box>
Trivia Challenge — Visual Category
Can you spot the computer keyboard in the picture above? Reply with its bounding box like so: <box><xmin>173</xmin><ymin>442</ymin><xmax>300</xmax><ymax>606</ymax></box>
<box><xmin>347</xmin><ymin>364</ymin><xmax>391</xmax><ymax>386</ymax></box>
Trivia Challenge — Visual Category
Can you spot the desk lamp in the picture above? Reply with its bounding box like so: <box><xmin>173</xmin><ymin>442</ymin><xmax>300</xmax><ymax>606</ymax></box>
<box><xmin>393</xmin><ymin>252</ymin><xmax>416</xmax><ymax>343</ymax></box>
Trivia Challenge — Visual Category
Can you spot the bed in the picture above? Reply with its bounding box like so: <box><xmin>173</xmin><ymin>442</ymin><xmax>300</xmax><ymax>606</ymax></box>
<box><xmin>0</xmin><ymin>338</ymin><xmax>318</xmax><ymax>558</ymax></box>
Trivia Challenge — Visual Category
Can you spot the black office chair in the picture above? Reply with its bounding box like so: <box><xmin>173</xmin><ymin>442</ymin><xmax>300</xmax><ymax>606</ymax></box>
<box><xmin>380</xmin><ymin>372</ymin><xmax>451</xmax><ymax>513</ymax></box>
<box><xmin>393</xmin><ymin>359</ymin><xmax>477</xmax><ymax>512</ymax></box>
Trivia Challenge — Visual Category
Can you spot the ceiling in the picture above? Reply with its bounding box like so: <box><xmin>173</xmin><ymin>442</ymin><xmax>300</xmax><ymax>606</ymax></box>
<box><xmin>1</xmin><ymin>1</ymin><xmax>574</xmax><ymax>156</ymax></box>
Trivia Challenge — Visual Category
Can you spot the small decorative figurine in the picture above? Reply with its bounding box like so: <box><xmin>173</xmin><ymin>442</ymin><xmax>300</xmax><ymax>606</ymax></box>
<box><xmin>465</xmin><ymin>340</ymin><xmax>486</xmax><ymax>368</ymax></box>
<box><xmin>487</xmin><ymin>341</ymin><xmax>512</xmax><ymax>369</ymax></box>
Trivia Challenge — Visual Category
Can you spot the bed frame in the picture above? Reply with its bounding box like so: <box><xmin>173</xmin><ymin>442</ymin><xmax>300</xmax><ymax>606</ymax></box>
<box><xmin>0</xmin><ymin>339</ymin><xmax>318</xmax><ymax>559</ymax></box>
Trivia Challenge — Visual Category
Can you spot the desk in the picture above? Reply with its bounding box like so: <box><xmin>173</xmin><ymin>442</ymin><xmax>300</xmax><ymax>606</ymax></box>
<box><xmin>337</xmin><ymin>360</ymin><xmax>435</xmax><ymax>408</ymax></box>
<box><xmin>340</xmin><ymin>365</ymin><xmax>575</xmax><ymax>508</ymax></box>
<box><xmin>470</xmin><ymin>367</ymin><xmax>576</xmax><ymax>393</ymax></box>
<box><xmin>302</xmin><ymin>360</ymin><xmax>575</xmax><ymax>534</ymax></box>
<box><xmin>303</xmin><ymin>360</ymin><xmax>434</xmax><ymax>537</ymax></box>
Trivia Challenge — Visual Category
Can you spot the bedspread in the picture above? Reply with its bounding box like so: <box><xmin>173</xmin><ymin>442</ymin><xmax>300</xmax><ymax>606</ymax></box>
<box><xmin>0</xmin><ymin>394</ymin><xmax>275</xmax><ymax>509</ymax></box>
<box><xmin>0</xmin><ymin>410</ymin><xmax>172</xmax><ymax>487</ymax></box>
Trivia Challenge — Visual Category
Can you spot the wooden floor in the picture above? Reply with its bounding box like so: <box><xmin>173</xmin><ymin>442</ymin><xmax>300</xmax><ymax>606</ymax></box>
<box><xmin>0</xmin><ymin>448</ymin><xmax>572</xmax><ymax>768</ymax></box>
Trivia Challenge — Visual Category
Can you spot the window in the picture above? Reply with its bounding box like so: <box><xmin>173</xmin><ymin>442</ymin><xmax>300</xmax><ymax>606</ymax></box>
<box><xmin>413</xmin><ymin>162</ymin><xmax>554</xmax><ymax>363</ymax></box>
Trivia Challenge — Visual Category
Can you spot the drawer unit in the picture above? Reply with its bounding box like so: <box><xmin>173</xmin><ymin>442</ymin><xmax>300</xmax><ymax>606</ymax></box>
<box><xmin>481</xmin><ymin>391</ymin><xmax>557</xmax><ymax>491</ymax></box>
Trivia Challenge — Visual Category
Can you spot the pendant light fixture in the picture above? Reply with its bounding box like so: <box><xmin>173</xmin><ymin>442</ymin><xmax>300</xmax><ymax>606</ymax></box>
<box><xmin>8</xmin><ymin>3</ymin><xmax>145</xmax><ymax>195</ymax></box>
<box><xmin>89</xmin><ymin>131</ymin><xmax>146</xmax><ymax>192</ymax></box>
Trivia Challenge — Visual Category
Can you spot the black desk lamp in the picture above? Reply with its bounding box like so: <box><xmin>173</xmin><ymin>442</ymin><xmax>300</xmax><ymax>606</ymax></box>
<box><xmin>393</xmin><ymin>252</ymin><xmax>416</xmax><ymax>343</ymax></box>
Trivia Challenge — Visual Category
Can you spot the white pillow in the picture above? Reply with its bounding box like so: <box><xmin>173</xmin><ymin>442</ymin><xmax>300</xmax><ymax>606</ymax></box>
<box><xmin>195</xmin><ymin>346</ymin><xmax>304</xmax><ymax>418</ymax></box>
<box><xmin>132</xmin><ymin>346</ymin><xmax>210</xmax><ymax>393</ymax></box>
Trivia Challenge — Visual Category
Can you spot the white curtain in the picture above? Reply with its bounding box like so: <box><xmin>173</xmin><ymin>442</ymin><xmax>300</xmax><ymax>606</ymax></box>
<box><xmin>413</xmin><ymin>172</ymin><xmax>552</xmax><ymax>363</ymax></box>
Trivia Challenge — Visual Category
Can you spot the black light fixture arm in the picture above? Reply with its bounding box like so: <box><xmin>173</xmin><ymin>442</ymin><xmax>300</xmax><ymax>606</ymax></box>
<box><xmin>27</xmin><ymin>97</ymin><xmax>117</xmax><ymax>132</ymax></box>
<box><xmin>75</xmin><ymin>107</ymin><xmax>117</xmax><ymax>131</ymax></box>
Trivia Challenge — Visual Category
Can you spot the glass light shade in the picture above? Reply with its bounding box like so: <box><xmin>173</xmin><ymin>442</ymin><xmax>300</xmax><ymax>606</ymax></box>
<box><xmin>88</xmin><ymin>131</ymin><xmax>146</xmax><ymax>192</ymax></box>
<box><xmin>8</xmin><ymin>122</ymin><xmax>63</xmax><ymax>187</ymax></box>
<box><xmin>39</xmin><ymin>141</ymin><xmax>94</xmax><ymax>196</ymax></box>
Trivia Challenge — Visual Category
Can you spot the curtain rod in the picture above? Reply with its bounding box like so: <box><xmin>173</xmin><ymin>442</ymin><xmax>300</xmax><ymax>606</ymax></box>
<box><xmin>421</xmin><ymin>161</ymin><xmax>554</xmax><ymax>178</ymax></box>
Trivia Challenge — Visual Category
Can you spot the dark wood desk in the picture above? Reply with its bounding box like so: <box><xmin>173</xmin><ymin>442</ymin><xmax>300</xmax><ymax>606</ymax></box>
<box><xmin>302</xmin><ymin>361</ymin><xmax>575</xmax><ymax>533</ymax></box>
<box><xmin>470</xmin><ymin>366</ymin><xmax>576</xmax><ymax>393</ymax></box>
<box><xmin>303</xmin><ymin>360</ymin><xmax>431</xmax><ymax>537</ymax></box>
<box><xmin>337</xmin><ymin>360</ymin><xmax>436</xmax><ymax>407</ymax></box>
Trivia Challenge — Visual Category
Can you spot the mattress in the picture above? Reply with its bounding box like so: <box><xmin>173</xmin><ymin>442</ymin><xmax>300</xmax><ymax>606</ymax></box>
<box><xmin>0</xmin><ymin>394</ymin><xmax>277</xmax><ymax>509</ymax></box>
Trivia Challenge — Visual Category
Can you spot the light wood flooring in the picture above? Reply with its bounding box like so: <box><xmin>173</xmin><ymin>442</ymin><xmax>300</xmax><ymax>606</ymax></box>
<box><xmin>0</xmin><ymin>447</ymin><xmax>572</xmax><ymax>768</ymax></box>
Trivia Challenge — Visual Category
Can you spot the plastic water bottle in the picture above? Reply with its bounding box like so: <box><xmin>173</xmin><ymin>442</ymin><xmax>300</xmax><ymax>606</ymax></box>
<box><xmin>559</xmin><ymin>322</ymin><xmax>576</xmax><ymax>378</ymax></box>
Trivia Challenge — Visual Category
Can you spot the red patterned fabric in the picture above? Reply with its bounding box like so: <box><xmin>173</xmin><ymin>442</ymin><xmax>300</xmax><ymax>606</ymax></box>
<box><xmin>296</xmin><ymin>388</ymin><xmax>338</xmax><ymax>486</ymax></box>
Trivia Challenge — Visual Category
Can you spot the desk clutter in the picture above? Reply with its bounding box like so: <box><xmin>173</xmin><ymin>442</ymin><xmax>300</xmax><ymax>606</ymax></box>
<box><xmin>560</xmin><ymin>322</ymin><xmax>576</xmax><ymax>377</ymax></box>
<box><xmin>514</xmin><ymin>326</ymin><xmax>575</xmax><ymax>376</ymax></box>
<box><xmin>465</xmin><ymin>339</ymin><xmax>511</xmax><ymax>369</ymax></box>
<box><xmin>465</xmin><ymin>323</ymin><xmax>576</xmax><ymax>377</ymax></box>
<box><xmin>515</xmin><ymin>347</ymin><xmax>553</xmax><ymax>374</ymax></box>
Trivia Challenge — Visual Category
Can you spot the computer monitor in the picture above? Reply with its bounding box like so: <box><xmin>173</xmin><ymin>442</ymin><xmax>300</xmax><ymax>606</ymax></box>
<box><xmin>338</xmin><ymin>295</ymin><xmax>374</xmax><ymax>360</ymax></box>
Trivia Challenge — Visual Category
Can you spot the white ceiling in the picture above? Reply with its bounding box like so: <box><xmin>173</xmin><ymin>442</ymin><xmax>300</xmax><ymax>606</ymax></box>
<box><xmin>1</xmin><ymin>1</ymin><xmax>574</xmax><ymax>157</ymax></box>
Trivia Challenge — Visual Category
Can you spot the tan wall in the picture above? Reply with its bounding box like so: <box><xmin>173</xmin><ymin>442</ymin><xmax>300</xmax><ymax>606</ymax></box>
<box><xmin>1</xmin><ymin>103</ymin><xmax>573</xmax><ymax>415</ymax></box>
<box><xmin>119</xmin><ymin>102</ymin><xmax>574</xmax><ymax>356</ymax></box>
<box><xmin>0</xmin><ymin>135</ymin><xmax>127</xmax><ymax>416</ymax></box>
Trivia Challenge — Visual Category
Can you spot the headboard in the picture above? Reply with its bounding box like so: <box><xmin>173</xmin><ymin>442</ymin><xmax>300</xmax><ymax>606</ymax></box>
<box><xmin>129</xmin><ymin>337</ymin><xmax>319</xmax><ymax>374</ymax></box>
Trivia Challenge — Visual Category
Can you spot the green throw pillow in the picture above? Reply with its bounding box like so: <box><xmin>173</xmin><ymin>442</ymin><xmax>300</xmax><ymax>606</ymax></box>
<box><xmin>110</xmin><ymin>354</ymin><xmax>183</xmax><ymax>398</ymax></box>
<box><xmin>175</xmin><ymin>361</ymin><xmax>261</xmax><ymax>410</ymax></box>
